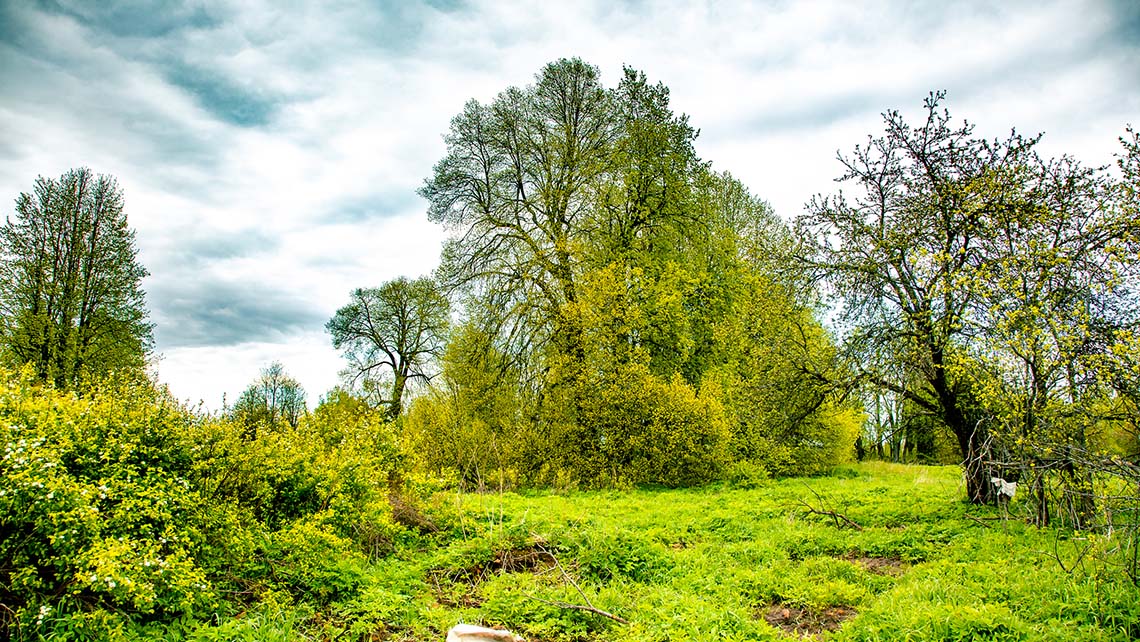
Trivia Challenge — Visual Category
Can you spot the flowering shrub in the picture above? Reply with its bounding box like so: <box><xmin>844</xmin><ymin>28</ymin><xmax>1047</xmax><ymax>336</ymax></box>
<box><xmin>0</xmin><ymin>368</ymin><xmax>217</xmax><ymax>637</ymax></box>
<box><xmin>0</xmin><ymin>369</ymin><xmax>408</xmax><ymax>640</ymax></box>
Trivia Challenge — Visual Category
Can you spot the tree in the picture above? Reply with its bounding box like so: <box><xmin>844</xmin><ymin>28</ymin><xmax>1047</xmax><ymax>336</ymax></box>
<box><xmin>421</xmin><ymin>59</ymin><xmax>857</xmax><ymax>485</ymax></box>
<box><xmin>800</xmin><ymin>94</ymin><xmax>1140</xmax><ymax>507</ymax></box>
<box><xmin>796</xmin><ymin>92</ymin><xmax>1041</xmax><ymax>502</ymax></box>
<box><xmin>326</xmin><ymin>277</ymin><xmax>449</xmax><ymax>420</ymax></box>
<box><xmin>232</xmin><ymin>361</ymin><xmax>307</xmax><ymax>435</ymax></box>
<box><xmin>421</xmin><ymin>58</ymin><xmax>618</xmax><ymax>377</ymax></box>
<box><xmin>0</xmin><ymin>168</ymin><xmax>152</xmax><ymax>387</ymax></box>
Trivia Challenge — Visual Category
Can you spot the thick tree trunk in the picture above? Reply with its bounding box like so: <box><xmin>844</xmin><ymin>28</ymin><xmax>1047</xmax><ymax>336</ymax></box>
<box><xmin>933</xmin><ymin>354</ymin><xmax>994</xmax><ymax>505</ymax></box>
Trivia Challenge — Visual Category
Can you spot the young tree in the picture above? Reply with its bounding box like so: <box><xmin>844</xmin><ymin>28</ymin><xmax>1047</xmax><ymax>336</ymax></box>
<box><xmin>231</xmin><ymin>361</ymin><xmax>307</xmax><ymax>435</ymax></box>
<box><xmin>326</xmin><ymin>277</ymin><xmax>449</xmax><ymax>420</ymax></box>
<box><xmin>0</xmin><ymin>168</ymin><xmax>152</xmax><ymax>387</ymax></box>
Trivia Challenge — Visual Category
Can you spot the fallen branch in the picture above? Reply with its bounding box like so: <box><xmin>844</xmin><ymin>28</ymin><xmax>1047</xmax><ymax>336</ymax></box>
<box><xmin>523</xmin><ymin>544</ymin><xmax>629</xmax><ymax>625</ymax></box>
<box><xmin>522</xmin><ymin>593</ymin><xmax>629</xmax><ymax>625</ymax></box>
<box><xmin>798</xmin><ymin>483</ymin><xmax>863</xmax><ymax>531</ymax></box>
<box><xmin>964</xmin><ymin>514</ymin><xmax>992</xmax><ymax>528</ymax></box>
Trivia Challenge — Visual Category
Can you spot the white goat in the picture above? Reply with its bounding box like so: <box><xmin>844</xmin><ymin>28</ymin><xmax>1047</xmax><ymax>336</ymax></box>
<box><xmin>990</xmin><ymin>476</ymin><xmax>1017</xmax><ymax>502</ymax></box>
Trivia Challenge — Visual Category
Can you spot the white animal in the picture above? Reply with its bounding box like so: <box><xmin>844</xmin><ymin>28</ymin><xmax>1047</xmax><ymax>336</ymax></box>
<box><xmin>445</xmin><ymin>623</ymin><xmax>524</xmax><ymax>642</ymax></box>
<box><xmin>990</xmin><ymin>477</ymin><xmax>1017</xmax><ymax>500</ymax></box>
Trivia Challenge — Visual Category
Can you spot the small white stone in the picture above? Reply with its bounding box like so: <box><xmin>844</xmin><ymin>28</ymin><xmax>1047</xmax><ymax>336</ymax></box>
<box><xmin>445</xmin><ymin>623</ymin><xmax>524</xmax><ymax>642</ymax></box>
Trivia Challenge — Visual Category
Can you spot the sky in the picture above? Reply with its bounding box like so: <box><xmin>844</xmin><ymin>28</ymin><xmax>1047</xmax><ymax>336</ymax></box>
<box><xmin>1</xmin><ymin>0</ymin><xmax>1137</xmax><ymax>409</ymax></box>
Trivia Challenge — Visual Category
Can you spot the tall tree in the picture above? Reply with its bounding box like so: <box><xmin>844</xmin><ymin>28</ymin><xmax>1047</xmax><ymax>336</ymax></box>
<box><xmin>420</xmin><ymin>58</ymin><xmax>619</xmax><ymax>372</ymax></box>
<box><xmin>0</xmin><ymin>168</ymin><xmax>152</xmax><ymax>387</ymax></box>
<box><xmin>422</xmin><ymin>59</ymin><xmax>856</xmax><ymax>485</ymax></box>
<box><xmin>326</xmin><ymin>277</ymin><xmax>449</xmax><ymax>420</ymax></box>
<box><xmin>796</xmin><ymin>92</ymin><xmax>1040</xmax><ymax>502</ymax></box>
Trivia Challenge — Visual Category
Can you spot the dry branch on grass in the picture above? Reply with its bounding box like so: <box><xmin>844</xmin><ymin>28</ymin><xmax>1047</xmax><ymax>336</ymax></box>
<box><xmin>798</xmin><ymin>483</ymin><xmax>863</xmax><ymax>531</ymax></box>
<box><xmin>522</xmin><ymin>544</ymin><xmax>629</xmax><ymax>625</ymax></box>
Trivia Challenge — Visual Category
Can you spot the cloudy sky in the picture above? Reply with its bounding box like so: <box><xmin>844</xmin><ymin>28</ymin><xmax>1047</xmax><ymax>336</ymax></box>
<box><xmin>1</xmin><ymin>0</ymin><xmax>1137</xmax><ymax>408</ymax></box>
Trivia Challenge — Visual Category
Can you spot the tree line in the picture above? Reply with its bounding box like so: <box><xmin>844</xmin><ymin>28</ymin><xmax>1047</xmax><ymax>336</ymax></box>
<box><xmin>3</xmin><ymin>57</ymin><xmax>1139</xmax><ymax>637</ymax></box>
<box><xmin>2</xmin><ymin>60</ymin><xmax>1137</xmax><ymax>510</ymax></box>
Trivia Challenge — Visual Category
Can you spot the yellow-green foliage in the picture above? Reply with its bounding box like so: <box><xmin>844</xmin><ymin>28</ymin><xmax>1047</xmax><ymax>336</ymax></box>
<box><xmin>560</xmin><ymin>362</ymin><xmax>730</xmax><ymax>488</ymax></box>
<box><xmin>0</xmin><ymin>368</ymin><xmax>407</xmax><ymax>640</ymax></box>
<box><xmin>0</xmin><ymin>367</ymin><xmax>218</xmax><ymax>633</ymax></box>
<box><xmin>402</xmin><ymin>322</ymin><xmax>533</xmax><ymax>489</ymax></box>
<box><xmin>715</xmin><ymin>272</ymin><xmax>855</xmax><ymax>476</ymax></box>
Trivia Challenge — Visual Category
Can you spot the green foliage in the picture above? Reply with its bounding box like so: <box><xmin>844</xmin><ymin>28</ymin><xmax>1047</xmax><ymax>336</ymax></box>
<box><xmin>0</xmin><ymin>368</ymin><xmax>217</xmax><ymax>633</ymax></box>
<box><xmin>571</xmin><ymin>530</ymin><xmax>672</xmax><ymax>583</ymax></box>
<box><xmin>327</xmin><ymin>277</ymin><xmax>449</xmax><ymax>419</ymax></box>
<box><xmin>403</xmin><ymin>321</ymin><xmax>534</xmax><ymax>489</ymax></box>
<box><xmin>561</xmin><ymin>361</ymin><xmax>730</xmax><ymax>487</ymax></box>
<box><xmin>416</xmin><ymin>59</ymin><xmax>855</xmax><ymax>488</ymax></box>
<box><xmin>0</xmin><ymin>168</ymin><xmax>152</xmax><ymax>388</ymax></box>
<box><xmin>0</xmin><ymin>367</ymin><xmax>410</xmax><ymax>640</ymax></box>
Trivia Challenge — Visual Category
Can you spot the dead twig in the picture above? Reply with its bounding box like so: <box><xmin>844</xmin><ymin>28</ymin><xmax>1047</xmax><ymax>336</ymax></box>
<box><xmin>523</xmin><ymin>544</ymin><xmax>629</xmax><ymax>625</ymax></box>
<box><xmin>798</xmin><ymin>483</ymin><xmax>863</xmax><ymax>531</ymax></box>
<box><xmin>965</xmin><ymin>514</ymin><xmax>993</xmax><ymax>528</ymax></box>
<box><xmin>1053</xmin><ymin>528</ymin><xmax>1094</xmax><ymax>575</ymax></box>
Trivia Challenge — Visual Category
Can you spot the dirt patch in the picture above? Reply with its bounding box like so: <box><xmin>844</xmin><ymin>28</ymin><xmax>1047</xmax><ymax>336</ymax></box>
<box><xmin>841</xmin><ymin>553</ymin><xmax>907</xmax><ymax>576</ymax></box>
<box><xmin>486</xmin><ymin>545</ymin><xmax>558</xmax><ymax>574</ymax></box>
<box><xmin>761</xmin><ymin>602</ymin><xmax>857</xmax><ymax>639</ymax></box>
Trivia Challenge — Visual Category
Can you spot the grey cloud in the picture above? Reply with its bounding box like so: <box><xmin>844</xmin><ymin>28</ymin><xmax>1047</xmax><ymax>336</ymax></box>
<box><xmin>159</xmin><ymin>59</ymin><xmax>278</xmax><ymax>127</ymax></box>
<box><xmin>35</xmin><ymin>0</ymin><xmax>220</xmax><ymax>38</ymax></box>
<box><xmin>320</xmin><ymin>190</ymin><xmax>423</xmax><ymax>224</ymax></box>
<box><xmin>150</xmin><ymin>227</ymin><xmax>282</xmax><ymax>272</ymax></box>
<box><xmin>6</xmin><ymin>3</ymin><xmax>277</xmax><ymax>130</ymax></box>
<box><xmin>1108</xmin><ymin>0</ymin><xmax>1140</xmax><ymax>42</ymax></box>
<box><xmin>723</xmin><ymin>93</ymin><xmax>889</xmax><ymax>139</ymax></box>
<box><xmin>149</xmin><ymin>278</ymin><xmax>327</xmax><ymax>349</ymax></box>
<box><xmin>0</xmin><ymin>6</ymin><xmax>227</xmax><ymax>191</ymax></box>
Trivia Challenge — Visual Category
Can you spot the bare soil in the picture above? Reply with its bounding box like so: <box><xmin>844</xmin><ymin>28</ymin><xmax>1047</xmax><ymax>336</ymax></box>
<box><xmin>760</xmin><ymin>602</ymin><xmax>858</xmax><ymax>639</ymax></box>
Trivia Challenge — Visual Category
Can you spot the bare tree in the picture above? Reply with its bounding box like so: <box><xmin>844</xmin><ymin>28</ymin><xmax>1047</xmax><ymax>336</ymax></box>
<box><xmin>231</xmin><ymin>361</ymin><xmax>307</xmax><ymax>436</ymax></box>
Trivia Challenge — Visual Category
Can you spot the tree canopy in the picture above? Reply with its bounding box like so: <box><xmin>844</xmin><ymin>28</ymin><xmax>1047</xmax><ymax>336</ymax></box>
<box><xmin>798</xmin><ymin>92</ymin><xmax>1140</xmax><ymax>510</ymax></box>
<box><xmin>413</xmin><ymin>58</ymin><xmax>852</xmax><ymax>487</ymax></box>
<box><xmin>326</xmin><ymin>277</ymin><xmax>450</xmax><ymax>419</ymax></box>
<box><xmin>0</xmin><ymin>168</ymin><xmax>152</xmax><ymax>387</ymax></box>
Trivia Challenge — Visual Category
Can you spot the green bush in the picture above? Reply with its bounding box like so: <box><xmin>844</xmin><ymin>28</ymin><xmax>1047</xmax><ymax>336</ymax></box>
<box><xmin>0</xmin><ymin>368</ymin><xmax>411</xmax><ymax>640</ymax></box>
<box><xmin>565</xmin><ymin>362</ymin><xmax>731</xmax><ymax>488</ymax></box>
<box><xmin>573</xmin><ymin>530</ymin><xmax>671</xmax><ymax>583</ymax></box>
<box><xmin>0</xmin><ymin>368</ymin><xmax>219</xmax><ymax>635</ymax></box>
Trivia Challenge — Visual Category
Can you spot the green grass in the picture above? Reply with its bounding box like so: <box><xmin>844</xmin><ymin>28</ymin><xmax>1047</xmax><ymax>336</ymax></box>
<box><xmin>192</xmin><ymin>462</ymin><xmax>1140</xmax><ymax>641</ymax></box>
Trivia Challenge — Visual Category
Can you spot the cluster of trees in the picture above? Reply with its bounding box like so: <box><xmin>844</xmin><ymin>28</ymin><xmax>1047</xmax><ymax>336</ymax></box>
<box><xmin>1</xmin><ymin>63</ymin><xmax>1135</xmax><ymax>516</ymax></box>
<box><xmin>332</xmin><ymin>59</ymin><xmax>856</xmax><ymax>489</ymax></box>
<box><xmin>798</xmin><ymin>93</ymin><xmax>1140</xmax><ymax>523</ymax></box>
<box><xmin>3</xmin><ymin>57</ymin><xmax>1140</xmax><ymax>636</ymax></box>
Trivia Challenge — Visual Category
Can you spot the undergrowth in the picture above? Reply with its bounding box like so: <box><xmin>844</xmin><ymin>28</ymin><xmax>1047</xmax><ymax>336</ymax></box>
<box><xmin>14</xmin><ymin>456</ymin><xmax>1140</xmax><ymax>640</ymax></box>
<box><xmin>190</xmin><ymin>462</ymin><xmax>1139</xmax><ymax>641</ymax></box>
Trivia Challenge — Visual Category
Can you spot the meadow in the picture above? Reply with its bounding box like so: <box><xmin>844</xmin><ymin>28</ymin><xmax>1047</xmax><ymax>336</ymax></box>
<box><xmin>196</xmin><ymin>462</ymin><xmax>1139</xmax><ymax>642</ymax></box>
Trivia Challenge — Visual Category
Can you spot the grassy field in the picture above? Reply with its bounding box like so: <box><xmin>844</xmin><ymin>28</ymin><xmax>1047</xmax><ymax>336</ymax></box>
<box><xmin>195</xmin><ymin>462</ymin><xmax>1139</xmax><ymax>642</ymax></box>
